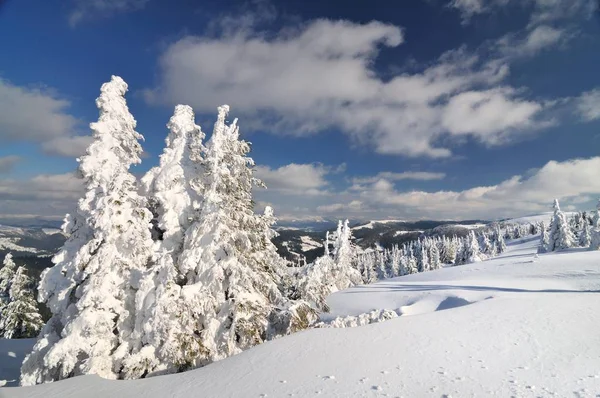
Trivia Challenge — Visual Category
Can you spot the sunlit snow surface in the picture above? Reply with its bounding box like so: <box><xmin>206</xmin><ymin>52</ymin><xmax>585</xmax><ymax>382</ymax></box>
<box><xmin>3</xmin><ymin>235</ymin><xmax>600</xmax><ymax>397</ymax></box>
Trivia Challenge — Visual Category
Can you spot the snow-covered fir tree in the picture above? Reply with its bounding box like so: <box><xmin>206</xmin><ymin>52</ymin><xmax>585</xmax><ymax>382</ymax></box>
<box><xmin>123</xmin><ymin>104</ymin><xmax>206</xmax><ymax>378</ymax></box>
<box><xmin>590</xmin><ymin>199</ymin><xmax>600</xmax><ymax>250</ymax></box>
<box><xmin>297</xmin><ymin>221</ymin><xmax>363</xmax><ymax>311</ymax></box>
<box><xmin>21</xmin><ymin>76</ymin><xmax>155</xmax><ymax>385</ymax></box>
<box><xmin>1</xmin><ymin>266</ymin><xmax>43</xmax><ymax>339</ymax></box>
<box><xmin>387</xmin><ymin>246</ymin><xmax>401</xmax><ymax>277</ymax></box>
<box><xmin>579</xmin><ymin>222</ymin><xmax>592</xmax><ymax>248</ymax></box>
<box><xmin>428</xmin><ymin>239</ymin><xmax>441</xmax><ymax>270</ymax></box>
<box><xmin>494</xmin><ymin>226</ymin><xmax>506</xmax><ymax>254</ymax></box>
<box><xmin>168</xmin><ymin>105</ymin><xmax>314</xmax><ymax>371</ymax></box>
<box><xmin>462</xmin><ymin>231</ymin><xmax>481</xmax><ymax>263</ymax></box>
<box><xmin>0</xmin><ymin>254</ymin><xmax>17</xmax><ymax>304</ymax></box>
<box><xmin>0</xmin><ymin>253</ymin><xmax>18</xmax><ymax>334</ymax></box>
<box><xmin>538</xmin><ymin>221</ymin><xmax>550</xmax><ymax>253</ymax></box>
<box><xmin>478</xmin><ymin>232</ymin><xmax>493</xmax><ymax>258</ymax></box>
<box><xmin>545</xmin><ymin>199</ymin><xmax>575</xmax><ymax>252</ymax></box>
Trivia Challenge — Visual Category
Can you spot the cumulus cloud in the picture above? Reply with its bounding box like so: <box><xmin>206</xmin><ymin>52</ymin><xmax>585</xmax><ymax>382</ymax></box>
<box><xmin>254</xmin><ymin>163</ymin><xmax>332</xmax><ymax>195</ymax></box>
<box><xmin>0</xmin><ymin>172</ymin><xmax>84</xmax><ymax>222</ymax></box>
<box><xmin>352</xmin><ymin>171</ymin><xmax>446</xmax><ymax>184</ymax></box>
<box><xmin>440</xmin><ymin>87</ymin><xmax>544</xmax><ymax>144</ymax></box>
<box><xmin>146</xmin><ymin>20</ymin><xmax>549</xmax><ymax>158</ymax></box>
<box><xmin>258</xmin><ymin>157</ymin><xmax>600</xmax><ymax>221</ymax></box>
<box><xmin>69</xmin><ymin>0</ymin><xmax>149</xmax><ymax>27</ymax></box>
<box><xmin>497</xmin><ymin>25</ymin><xmax>570</xmax><ymax>58</ymax></box>
<box><xmin>340</xmin><ymin>157</ymin><xmax>600</xmax><ymax>220</ymax></box>
<box><xmin>0</xmin><ymin>156</ymin><xmax>20</xmax><ymax>173</ymax></box>
<box><xmin>0</xmin><ymin>79</ymin><xmax>91</xmax><ymax>158</ymax></box>
<box><xmin>576</xmin><ymin>88</ymin><xmax>600</xmax><ymax>122</ymax></box>
<box><xmin>0</xmin><ymin>79</ymin><xmax>78</xmax><ymax>142</ymax></box>
<box><xmin>42</xmin><ymin>135</ymin><xmax>94</xmax><ymax>157</ymax></box>
<box><xmin>449</xmin><ymin>0</ymin><xmax>596</xmax><ymax>24</ymax></box>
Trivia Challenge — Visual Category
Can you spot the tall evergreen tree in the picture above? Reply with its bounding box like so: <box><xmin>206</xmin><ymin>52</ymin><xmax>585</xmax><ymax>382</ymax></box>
<box><xmin>172</xmin><ymin>105</ymin><xmax>313</xmax><ymax>370</ymax></box>
<box><xmin>0</xmin><ymin>253</ymin><xmax>18</xmax><ymax>334</ymax></box>
<box><xmin>546</xmin><ymin>199</ymin><xmax>575</xmax><ymax>252</ymax></box>
<box><xmin>21</xmin><ymin>76</ymin><xmax>155</xmax><ymax>385</ymax></box>
<box><xmin>579</xmin><ymin>222</ymin><xmax>592</xmax><ymax>248</ymax></box>
<box><xmin>1</xmin><ymin>266</ymin><xmax>43</xmax><ymax>339</ymax></box>
<box><xmin>123</xmin><ymin>105</ymin><xmax>206</xmax><ymax>378</ymax></box>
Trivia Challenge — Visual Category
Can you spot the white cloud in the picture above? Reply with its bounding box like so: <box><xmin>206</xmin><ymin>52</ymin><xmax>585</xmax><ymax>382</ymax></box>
<box><xmin>342</xmin><ymin>157</ymin><xmax>600</xmax><ymax>220</ymax></box>
<box><xmin>69</xmin><ymin>0</ymin><xmax>149</xmax><ymax>27</ymax></box>
<box><xmin>254</xmin><ymin>163</ymin><xmax>332</xmax><ymax>195</ymax></box>
<box><xmin>440</xmin><ymin>87</ymin><xmax>544</xmax><ymax>144</ymax></box>
<box><xmin>449</xmin><ymin>0</ymin><xmax>596</xmax><ymax>24</ymax></box>
<box><xmin>258</xmin><ymin>157</ymin><xmax>600</xmax><ymax>221</ymax></box>
<box><xmin>0</xmin><ymin>156</ymin><xmax>20</xmax><ymax>173</ymax></box>
<box><xmin>352</xmin><ymin>171</ymin><xmax>446</xmax><ymax>184</ymax></box>
<box><xmin>576</xmin><ymin>88</ymin><xmax>600</xmax><ymax>122</ymax></box>
<box><xmin>42</xmin><ymin>135</ymin><xmax>94</xmax><ymax>157</ymax></box>
<box><xmin>317</xmin><ymin>200</ymin><xmax>363</xmax><ymax>214</ymax></box>
<box><xmin>497</xmin><ymin>25</ymin><xmax>569</xmax><ymax>58</ymax></box>
<box><xmin>0</xmin><ymin>172</ymin><xmax>84</xmax><ymax>221</ymax></box>
<box><xmin>146</xmin><ymin>20</ymin><xmax>548</xmax><ymax>158</ymax></box>
<box><xmin>0</xmin><ymin>79</ymin><xmax>91</xmax><ymax>158</ymax></box>
<box><xmin>0</xmin><ymin>79</ymin><xmax>78</xmax><ymax>143</ymax></box>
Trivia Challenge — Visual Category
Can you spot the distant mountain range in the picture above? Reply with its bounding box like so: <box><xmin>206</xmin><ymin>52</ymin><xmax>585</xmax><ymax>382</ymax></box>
<box><xmin>0</xmin><ymin>217</ymin><xmax>496</xmax><ymax>275</ymax></box>
<box><xmin>274</xmin><ymin>219</ymin><xmax>488</xmax><ymax>264</ymax></box>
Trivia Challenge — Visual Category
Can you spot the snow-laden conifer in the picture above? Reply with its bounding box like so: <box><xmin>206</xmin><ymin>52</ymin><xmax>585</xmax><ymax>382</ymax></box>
<box><xmin>1</xmin><ymin>266</ymin><xmax>43</xmax><ymax>339</ymax></box>
<box><xmin>579</xmin><ymin>222</ymin><xmax>592</xmax><ymax>248</ymax></box>
<box><xmin>123</xmin><ymin>105</ymin><xmax>206</xmax><ymax>378</ymax></box>
<box><xmin>590</xmin><ymin>199</ymin><xmax>600</xmax><ymax>250</ymax></box>
<box><xmin>0</xmin><ymin>253</ymin><xmax>17</xmax><ymax>304</ymax></box>
<box><xmin>21</xmin><ymin>76</ymin><xmax>154</xmax><ymax>385</ymax></box>
<box><xmin>297</xmin><ymin>220</ymin><xmax>362</xmax><ymax>310</ymax></box>
<box><xmin>0</xmin><ymin>253</ymin><xmax>18</xmax><ymax>333</ymax></box>
<box><xmin>546</xmin><ymin>199</ymin><xmax>575</xmax><ymax>252</ymax></box>
<box><xmin>173</xmin><ymin>105</ymin><xmax>314</xmax><ymax>368</ymax></box>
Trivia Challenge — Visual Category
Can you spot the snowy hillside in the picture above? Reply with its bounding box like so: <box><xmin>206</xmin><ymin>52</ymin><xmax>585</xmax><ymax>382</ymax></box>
<box><xmin>501</xmin><ymin>212</ymin><xmax>576</xmax><ymax>225</ymax></box>
<box><xmin>3</xmin><ymin>235</ymin><xmax>600</xmax><ymax>397</ymax></box>
<box><xmin>0</xmin><ymin>226</ymin><xmax>65</xmax><ymax>257</ymax></box>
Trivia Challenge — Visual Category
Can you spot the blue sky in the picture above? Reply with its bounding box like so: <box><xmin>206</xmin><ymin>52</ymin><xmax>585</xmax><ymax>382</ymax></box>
<box><xmin>0</xmin><ymin>0</ymin><xmax>599</xmax><ymax>224</ymax></box>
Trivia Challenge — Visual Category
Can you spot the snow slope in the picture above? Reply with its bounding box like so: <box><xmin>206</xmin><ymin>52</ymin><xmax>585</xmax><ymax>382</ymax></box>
<box><xmin>3</xmin><ymin>237</ymin><xmax>600</xmax><ymax>397</ymax></box>
<box><xmin>502</xmin><ymin>212</ymin><xmax>576</xmax><ymax>225</ymax></box>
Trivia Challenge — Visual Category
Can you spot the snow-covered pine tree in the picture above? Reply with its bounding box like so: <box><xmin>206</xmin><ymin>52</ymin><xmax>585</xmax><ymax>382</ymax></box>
<box><xmin>0</xmin><ymin>254</ymin><xmax>17</xmax><ymax>303</ymax></box>
<box><xmin>376</xmin><ymin>250</ymin><xmax>387</xmax><ymax>280</ymax></box>
<box><xmin>579</xmin><ymin>222</ymin><xmax>592</xmax><ymax>248</ymax></box>
<box><xmin>538</xmin><ymin>221</ymin><xmax>549</xmax><ymax>253</ymax></box>
<box><xmin>21</xmin><ymin>76</ymin><xmax>155</xmax><ymax>385</ymax></box>
<box><xmin>464</xmin><ymin>231</ymin><xmax>481</xmax><ymax>263</ymax></box>
<box><xmin>428</xmin><ymin>238</ymin><xmax>441</xmax><ymax>270</ymax></box>
<box><xmin>122</xmin><ymin>105</ymin><xmax>206</xmax><ymax>378</ymax></box>
<box><xmin>387</xmin><ymin>245</ymin><xmax>401</xmax><ymax>277</ymax></box>
<box><xmin>546</xmin><ymin>199</ymin><xmax>575</xmax><ymax>252</ymax></box>
<box><xmin>0</xmin><ymin>253</ymin><xmax>18</xmax><ymax>334</ymax></box>
<box><xmin>173</xmin><ymin>105</ymin><xmax>314</xmax><ymax>369</ymax></box>
<box><xmin>479</xmin><ymin>232</ymin><xmax>493</xmax><ymax>258</ymax></box>
<box><xmin>1</xmin><ymin>266</ymin><xmax>43</xmax><ymax>339</ymax></box>
<box><xmin>405</xmin><ymin>246</ymin><xmax>418</xmax><ymax>274</ymax></box>
<box><xmin>590</xmin><ymin>200</ymin><xmax>600</xmax><ymax>250</ymax></box>
<box><xmin>494</xmin><ymin>226</ymin><xmax>506</xmax><ymax>254</ymax></box>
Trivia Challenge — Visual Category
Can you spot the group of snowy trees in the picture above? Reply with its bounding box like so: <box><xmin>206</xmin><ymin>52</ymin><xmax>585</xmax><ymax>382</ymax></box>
<box><xmin>295</xmin><ymin>223</ymin><xmax>513</xmax><ymax>312</ymax></box>
<box><xmin>539</xmin><ymin>199</ymin><xmax>600</xmax><ymax>253</ymax></box>
<box><xmin>0</xmin><ymin>253</ymin><xmax>43</xmax><ymax>338</ymax></box>
<box><xmin>19</xmin><ymin>76</ymin><xmax>316</xmax><ymax>386</ymax></box>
